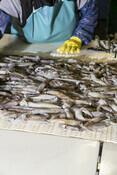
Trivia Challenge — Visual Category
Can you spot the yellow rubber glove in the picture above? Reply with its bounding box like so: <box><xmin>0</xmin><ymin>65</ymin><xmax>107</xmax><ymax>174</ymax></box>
<box><xmin>57</xmin><ymin>36</ymin><xmax>82</xmax><ymax>54</ymax></box>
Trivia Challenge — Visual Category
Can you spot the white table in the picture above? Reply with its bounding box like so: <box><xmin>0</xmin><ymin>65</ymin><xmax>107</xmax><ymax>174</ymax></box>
<box><xmin>0</xmin><ymin>130</ymin><xmax>99</xmax><ymax>175</ymax></box>
<box><xmin>99</xmin><ymin>143</ymin><xmax>117</xmax><ymax>175</ymax></box>
<box><xmin>0</xmin><ymin>34</ymin><xmax>114</xmax><ymax>60</ymax></box>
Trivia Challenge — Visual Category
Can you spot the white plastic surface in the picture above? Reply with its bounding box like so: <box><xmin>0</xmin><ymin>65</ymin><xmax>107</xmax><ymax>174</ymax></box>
<box><xmin>0</xmin><ymin>34</ymin><xmax>114</xmax><ymax>60</ymax></box>
<box><xmin>0</xmin><ymin>34</ymin><xmax>61</xmax><ymax>54</ymax></box>
<box><xmin>99</xmin><ymin>143</ymin><xmax>117</xmax><ymax>175</ymax></box>
<box><xmin>0</xmin><ymin>129</ymin><xmax>99</xmax><ymax>175</ymax></box>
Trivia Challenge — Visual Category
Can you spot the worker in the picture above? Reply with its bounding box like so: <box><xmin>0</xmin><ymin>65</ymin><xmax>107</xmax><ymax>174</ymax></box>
<box><xmin>0</xmin><ymin>0</ymin><xmax>98</xmax><ymax>54</ymax></box>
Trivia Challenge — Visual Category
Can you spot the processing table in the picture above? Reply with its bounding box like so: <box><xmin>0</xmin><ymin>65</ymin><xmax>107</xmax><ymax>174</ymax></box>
<box><xmin>0</xmin><ymin>34</ymin><xmax>117</xmax><ymax>175</ymax></box>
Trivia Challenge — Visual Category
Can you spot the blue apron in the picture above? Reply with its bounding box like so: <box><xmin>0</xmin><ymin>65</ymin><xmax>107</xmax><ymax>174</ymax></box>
<box><xmin>11</xmin><ymin>0</ymin><xmax>79</xmax><ymax>43</ymax></box>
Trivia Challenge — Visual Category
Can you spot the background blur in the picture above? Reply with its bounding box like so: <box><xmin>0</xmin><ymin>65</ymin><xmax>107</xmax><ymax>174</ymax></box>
<box><xmin>95</xmin><ymin>0</ymin><xmax>117</xmax><ymax>39</ymax></box>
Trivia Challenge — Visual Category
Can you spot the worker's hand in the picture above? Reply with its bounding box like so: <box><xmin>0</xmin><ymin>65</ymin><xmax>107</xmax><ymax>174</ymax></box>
<box><xmin>57</xmin><ymin>37</ymin><xmax>82</xmax><ymax>54</ymax></box>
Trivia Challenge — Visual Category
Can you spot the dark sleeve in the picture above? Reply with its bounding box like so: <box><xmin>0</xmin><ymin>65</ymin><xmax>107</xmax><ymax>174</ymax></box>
<box><xmin>72</xmin><ymin>0</ymin><xmax>98</xmax><ymax>45</ymax></box>
<box><xmin>0</xmin><ymin>9</ymin><xmax>12</xmax><ymax>39</ymax></box>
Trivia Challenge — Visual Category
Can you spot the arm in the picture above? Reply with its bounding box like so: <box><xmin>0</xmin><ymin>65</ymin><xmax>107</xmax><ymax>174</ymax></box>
<box><xmin>0</xmin><ymin>9</ymin><xmax>12</xmax><ymax>39</ymax></box>
<box><xmin>57</xmin><ymin>0</ymin><xmax>98</xmax><ymax>54</ymax></box>
<box><xmin>72</xmin><ymin>0</ymin><xmax>98</xmax><ymax>45</ymax></box>
<box><xmin>0</xmin><ymin>0</ymin><xmax>23</xmax><ymax>39</ymax></box>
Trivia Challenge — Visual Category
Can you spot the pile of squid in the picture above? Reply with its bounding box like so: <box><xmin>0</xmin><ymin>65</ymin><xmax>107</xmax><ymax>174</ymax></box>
<box><xmin>88</xmin><ymin>35</ymin><xmax>117</xmax><ymax>57</ymax></box>
<box><xmin>0</xmin><ymin>55</ymin><xmax>117</xmax><ymax>131</ymax></box>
